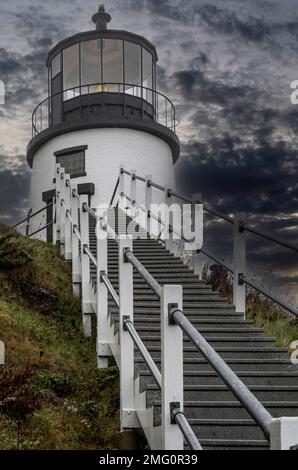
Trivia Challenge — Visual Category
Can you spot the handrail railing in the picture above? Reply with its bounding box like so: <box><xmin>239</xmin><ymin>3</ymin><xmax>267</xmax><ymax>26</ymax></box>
<box><xmin>123</xmin><ymin>317</ymin><xmax>162</xmax><ymax>389</ymax></box>
<box><xmin>110</xmin><ymin>177</ymin><xmax>120</xmax><ymax>207</ymax></box>
<box><xmin>117</xmin><ymin>168</ymin><xmax>297</xmax><ymax>318</ymax></box>
<box><xmin>28</xmin><ymin>221</ymin><xmax>53</xmax><ymax>238</ymax></box>
<box><xmin>169</xmin><ymin>306</ymin><xmax>273</xmax><ymax>439</ymax></box>
<box><xmin>123</xmin><ymin>246</ymin><xmax>274</xmax><ymax>441</ymax></box>
<box><xmin>48</xmin><ymin>163</ymin><xmax>298</xmax><ymax>450</ymax></box>
<box><xmin>83</xmin><ymin>244</ymin><xmax>97</xmax><ymax>268</ymax></box>
<box><xmin>31</xmin><ymin>82</ymin><xmax>178</xmax><ymax>137</ymax></box>
<box><xmin>13</xmin><ymin>202</ymin><xmax>53</xmax><ymax>229</ymax></box>
<box><xmin>118</xmin><ymin>169</ymin><xmax>297</xmax><ymax>252</ymax></box>
<box><xmin>100</xmin><ymin>272</ymin><xmax>120</xmax><ymax>308</ymax></box>
<box><xmin>82</xmin><ymin>203</ymin><xmax>96</xmax><ymax>219</ymax></box>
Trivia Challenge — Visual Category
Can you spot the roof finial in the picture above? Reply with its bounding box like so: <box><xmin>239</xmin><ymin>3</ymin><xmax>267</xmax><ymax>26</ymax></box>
<box><xmin>92</xmin><ymin>4</ymin><xmax>112</xmax><ymax>30</ymax></box>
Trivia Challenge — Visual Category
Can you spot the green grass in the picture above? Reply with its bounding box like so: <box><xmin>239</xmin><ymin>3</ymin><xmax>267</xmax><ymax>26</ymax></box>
<box><xmin>0</xmin><ymin>225</ymin><xmax>121</xmax><ymax>450</ymax></box>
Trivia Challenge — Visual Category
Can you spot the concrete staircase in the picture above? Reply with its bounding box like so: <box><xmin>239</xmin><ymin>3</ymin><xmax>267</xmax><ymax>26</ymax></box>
<box><xmin>88</xmin><ymin>210</ymin><xmax>298</xmax><ymax>450</ymax></box>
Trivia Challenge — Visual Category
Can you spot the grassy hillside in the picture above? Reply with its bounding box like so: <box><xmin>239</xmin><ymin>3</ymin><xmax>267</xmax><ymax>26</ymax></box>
<box><xmin>0</xmin><ymin>225</ymin><xmax>121</xmax><ymax>450</ymax></box>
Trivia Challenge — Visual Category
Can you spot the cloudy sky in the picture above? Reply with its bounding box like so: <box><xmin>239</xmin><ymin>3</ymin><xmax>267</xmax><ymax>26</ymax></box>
<box><xmin>0</xmin><ymin>0</ymin><xmax>297</xmax><ymax>303</ymax></box>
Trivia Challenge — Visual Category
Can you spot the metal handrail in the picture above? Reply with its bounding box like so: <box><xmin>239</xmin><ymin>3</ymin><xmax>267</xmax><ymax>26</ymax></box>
<box><xmin>110</xmin><ymin>177</ymin><xmax>120</xmax><ymax>207</ymax></box>
<box><xmin>101</xmin><ymin>272</ymin><xmax>120</xmax><ymax>308</ymax></box>
<box><xmin>123</xmin><ymin>246</ymin><xmax>274</xmax><ymax>441</ymax></box>
<box><xmin>121</xmin><ymin>170</ymin><xmax>297</xmax><ymax>252</ymax></box>
<box><xmin>169</xmin><ymin>306</ymin><xmax>273</xmax><ymax>440</ymax></box>
<box><xmin>72</xmin><ymin>189</ymin><xmax>80</xmax><ymax>201</ymax></box>
<box><xmin>28</xmin><ymin>221</ymin><xmax>53</xmax><ymax>238</ymax></box>
<box><xmin>82</xmin><ymin>203</ymin><xmax>96</xmax><ymax>219</ymax></box>
<box><xmin>13</xmin><ymin>203</ymin><xmax>53</xmax><ymax>229</ymax></box>
<box><xmin>123</xmin><ymin>318</ymin><xmax>162</xmax><ymax>390</ymax></box>
<box><xmin>32</xmin><ymin>81</ymin><xmax>178</xmax><ymax>136</ymax></box>
<box><xmin>83</xmin><ymin>245</ymin><xmax>97</xmax><ymax>268</ymax></box>
<box><xmin>171</xmin><ymin>408</ymin><xmax>203</xmax><ymax>451</ymax></box>
<box><xmin>123</xmin><ymin>192</ymin><xmax>192</xmax><ymax>243</ymax></box>
<box><xmin>201</xmin><ymin>248</ymin><xmax>297</xmax><ymax>315</ymax></box>
<box><xmin>124</xmin><ymin>248</ymin><xmax>162</xmax><ymax>298</ymax></box>
<box><xmin>73</xmin><ymin>225</ymin><xmax>81</xmax><ymax>242</ymax></box>
<box><xmin>200</xmin><ymin>248</ymin><xmax>233</xmax><ymax>274</ymax></box>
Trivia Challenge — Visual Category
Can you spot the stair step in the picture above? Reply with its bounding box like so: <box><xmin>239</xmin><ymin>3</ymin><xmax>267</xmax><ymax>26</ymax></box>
<box><xmin>135</xmin><ymin>347</ymin><xmax>288</xmax><ymax>359</ymax></box>
<box><xmin>199</xmin><ymin>439</ymin><xmax>269</xmax><ymax>450</ymax></box>
<box><xmin>146</xmin><ymin>385</ymin><xmax>298</xmax><ymax>401</ymax></box>
<box><xmin>138</xmin><ymin>370</ymin><xmax>298</xmax><ymax>387</ymax></box>
<box><xmin>137</xmin><ymin>336</ymin><xmax>276</xmax><ymax>348</ymax></box>
<box><xmin>135</xmin><ymin>357</ymin><xmax>294</xmax><ymax>372</ymax></box>
<box><xmin>152</xmin><ymin>400</ymin><xmax>298</xmax><ymax>420</ymax></box>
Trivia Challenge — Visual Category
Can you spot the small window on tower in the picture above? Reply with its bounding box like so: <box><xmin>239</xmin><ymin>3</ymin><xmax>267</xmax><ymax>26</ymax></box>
<box><xmin>54</xmin><ymin>146</ymin><xmax>87</xmax><ymax>179</ymax></box>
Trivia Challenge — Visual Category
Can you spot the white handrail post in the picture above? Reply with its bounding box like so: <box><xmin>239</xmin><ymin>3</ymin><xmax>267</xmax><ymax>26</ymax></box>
<box><xmin>233</xmin><ymin>214</ymin><xmax>246</xmax><ymax>317</ymax></box>
<box><xmin>59</xmin><ymin>168</ymin><xmax>66</xmax><ymax>256</ymax></box>
<box><xmin>55</xmin><ymin>164</ymin><xmax>61</xmax><ymax>244</ymax></box>
<box><xmin>130</xmin><ymin>169</ymin><xmax>136</xmax><ymax>219</ymax></box>
<box><xmin>70</xmin><ymin>184</ymin><xmax>81</xmax><ymax>296</ymax></box>
<box><xmin>270</xmin><ymin>417</ymin><xmax>298</xmax><ymax>450</ymax></box>
<box><xmin>192</xmin><ymin>193</ymin><xmax>204</xmax><ymax>279</ymax></box>
<box><xmin>161</xmin><ymin>284</ymin><xmax>184</xmax><ymax>450</ymax></box>
<box><xmin>145</xmin><ymin>174</ymin><xmax>152</xmax><ymax>236</ymax></box>
<box><xmin>64</xmin><ymin>174</ymin><xmax>72</xmax><ymax>261</ymax></box>
<box><xmin>118</xmin><ymin>236</ymin><xmax>139</xmax><ymax>429</ymax></box>
<box><xmin>80</xmin><ymin>194</ymin><xmax>92</xmax><ymax>337</ymax></box>
<box><xmin>164</xmin><ymin>186</ymin><xmax>174</xmax><ymax>253</ymax></box>
<box><xmin>96</xmin><ymin>207</ymin><xmax>109</xmax><ymax>368</ymax></box>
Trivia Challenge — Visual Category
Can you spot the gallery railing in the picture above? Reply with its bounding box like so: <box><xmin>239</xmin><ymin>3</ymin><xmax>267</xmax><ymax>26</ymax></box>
<box><xmin>31</xmin><ymin>82</ymin><xmax>178</xmax><ymax>137</ymax></box>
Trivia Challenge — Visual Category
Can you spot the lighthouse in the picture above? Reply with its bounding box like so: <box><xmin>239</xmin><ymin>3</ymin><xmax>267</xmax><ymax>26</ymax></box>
<box><xmin>26</xmin><ymin>5</ymin><xmax>180</xmax><ymax>240</ymax></box>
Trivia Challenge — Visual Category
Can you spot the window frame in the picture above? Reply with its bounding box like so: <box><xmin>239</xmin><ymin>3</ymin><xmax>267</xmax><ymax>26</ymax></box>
<box><xmin>54</xmin><ymin>145</ymin><xmax>88</xmax><ymax>179</ymax></box>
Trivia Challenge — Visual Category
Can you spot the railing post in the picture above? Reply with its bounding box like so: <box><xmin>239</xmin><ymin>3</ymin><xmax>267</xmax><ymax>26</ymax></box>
<box><xmin>55</xmin><ymin>164</ymin><xmax>61</xmax><ymax>243</ymax></box>
<box><xmin>161</xmin><ymin>284</ymin><xmax>184</xmax><ymax>450</ymax></box>
<box><xmin>59</xmin><ymin>168</ymin><xmax>66</xmax><ymax>256</ymax></box>
<box><xmin>270</xmin><ymin>417</ymin><xmax>298</xmax><ymax>450</ymax></box>
<box><xmin>119</xmin><ymin>165</ymin><xmax>125</xmax><ymax>211</ymax></box>
<box><xmin>233</xmin><ymin>214</ymin><xmax>246</xmax><ymax>317</ymax></box>
<box><xmin>192</xmin><ymin>194</ymin><xmax>204</xmax><ymax>279</ymax></box>
<box><xmin>25</xmin><ymin>208</ymin><xmax>32</xmax><ymax>237</ymax></box>
<box><xmin>130</xmin><ymin>169</ymin><xmax>137</xmax><ymax>219</ymax></box>
<box><xmin>80</xmin><ymin>194</ymin><xmax>92</xmax><ymax>337</ymax></box>
<box><xmin>164</xmin><ymin>186</ymin><xmax>174</xmax><ymax>253</ymax></box>
<box><xmin>64</xmin><ymin>174</ymin><xmax>72</xmax><ymax>261</ymax></box>
<box><xmin>118</xmin><ymin>236</ymin><xmax>139</xmax><ymax>429</ymax></box>
<box><xmin>70</xmin><ymin>184</ymin><xmax>81</xmax><ymax>296</ymax></box>
<box><xmin>145</xmin><ymin>174</ymin><xmax>152</xmax><ymax>236</ymax></box>
<box><xmin>96</xmin><ymin>207</ymin><xmax>110</xmax><ymax>369</ymax></box>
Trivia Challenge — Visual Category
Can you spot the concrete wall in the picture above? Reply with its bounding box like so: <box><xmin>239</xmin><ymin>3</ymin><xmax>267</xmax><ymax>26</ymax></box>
<box><xmin>28</xmin><ymin>128</ymin><xmax>176</xmax><ymax>239</ymax></box>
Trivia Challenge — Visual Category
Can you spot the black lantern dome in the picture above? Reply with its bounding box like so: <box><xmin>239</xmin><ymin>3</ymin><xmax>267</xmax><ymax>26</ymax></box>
<box><xmin>27</xmin><ymin>6</ymin><xmax>179</xmax><ymax>167</ymax></box>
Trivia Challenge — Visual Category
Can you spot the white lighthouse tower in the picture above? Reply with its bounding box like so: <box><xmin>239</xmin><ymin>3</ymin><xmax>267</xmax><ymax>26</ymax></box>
<box><xmin>26</xmin><ymin>5</ymin><xmax>180</xmax><ymax>241</ymax></box>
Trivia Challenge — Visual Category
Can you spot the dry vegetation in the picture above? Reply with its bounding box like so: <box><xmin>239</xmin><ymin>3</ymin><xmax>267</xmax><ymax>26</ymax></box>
<box><xmin>204</xmin><ymin>264</ymin><xmax>298</xmax><ymax>350</ymax></box>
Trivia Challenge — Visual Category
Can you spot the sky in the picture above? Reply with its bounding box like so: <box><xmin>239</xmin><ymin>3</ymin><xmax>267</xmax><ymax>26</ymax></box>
<box><xmin>0</xmin><ymin>0</ymin><xmax>297</xmax><ymax>304</ymax></box>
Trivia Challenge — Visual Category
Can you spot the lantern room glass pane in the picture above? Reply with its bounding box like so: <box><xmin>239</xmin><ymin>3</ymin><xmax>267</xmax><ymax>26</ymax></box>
<box><xmin>63</xmin><ymin>44</ymin><xmax>80</xmax><ymax>100</ymax></box>
<box><xmin>142</xmin><ymin>48</ymin><xmax>153</xmax><ymax>103</ymax></box>
<box><xmin>81</xmin><ymin>39</ymin><xmax>101</xmax><ymax>93</ymax></box>
<box><xmin>124</xmin><ymin>41</ymin><xmax>141</xmax><ymax>96</ymax></box>
<box><xmin>52</xmin><ymin>53</ymin><xmax>61</xmax><ymax>78</ymax></box>
<box><xmin>102</xmin><ymin>39</ymin><xmax>123</xmax><ymax>92</ymax></box>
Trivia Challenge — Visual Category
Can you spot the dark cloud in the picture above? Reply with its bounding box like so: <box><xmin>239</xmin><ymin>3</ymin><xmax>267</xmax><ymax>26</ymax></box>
<box><xmin>0</xmin><ymin>155</ymin><xmax>30</xmax><ymax>225</ymax></box>
<box><xmin>196</xmin><ymin>3</ymin><xmax>271</xmax><ymax>42</ymax></box>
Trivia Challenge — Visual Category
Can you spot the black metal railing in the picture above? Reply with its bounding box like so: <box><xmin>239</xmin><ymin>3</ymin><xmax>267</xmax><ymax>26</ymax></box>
<box><xmin>31</xmin><ymin>82</ymin><xmax>178</xmax><ymax>137</ymax></box>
